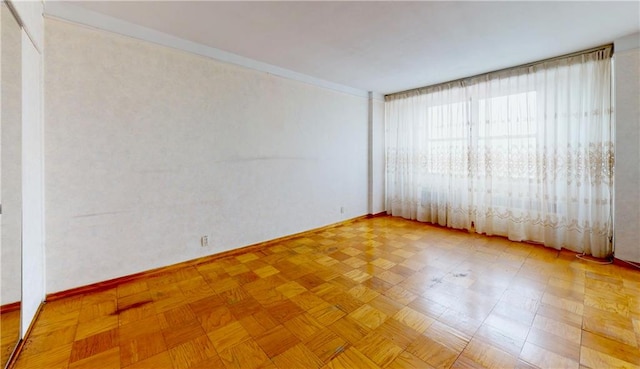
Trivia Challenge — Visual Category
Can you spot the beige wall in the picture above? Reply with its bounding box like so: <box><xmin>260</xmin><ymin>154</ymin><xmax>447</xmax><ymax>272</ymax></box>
<box><xmin>614</xmin><ymin>32</ymin><xmax>640</xmax><ymax>263</ymax></box>
<box><xmin>1</xmin><ymin>1</ymin><xmax>23</xmax><ymax>306</ymax></box>
<box><xmin>44</xmin><ymin>19</ymin><xmax>369</xmax><ymax>293</ymax></box>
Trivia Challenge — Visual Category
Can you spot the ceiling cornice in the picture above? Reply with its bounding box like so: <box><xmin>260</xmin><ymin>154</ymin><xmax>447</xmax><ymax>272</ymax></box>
<box><xmin>44</xmin><ymin>2</ymin><xmax>386</xmax><ymax>101</ymax></box>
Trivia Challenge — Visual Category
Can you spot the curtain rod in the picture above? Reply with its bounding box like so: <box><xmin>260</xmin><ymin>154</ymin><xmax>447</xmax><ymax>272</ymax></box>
<box><xmin>386</xmin><ymin>43</ymin><xmax>614</xmax><ymax>98</ymax></box>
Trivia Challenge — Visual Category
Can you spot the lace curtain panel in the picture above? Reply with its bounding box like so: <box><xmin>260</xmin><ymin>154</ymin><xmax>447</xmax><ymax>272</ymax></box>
<box><xmin>385</xmin><ymin>47</ymin><xmax>614</xmax><ymax>258</ymax></box>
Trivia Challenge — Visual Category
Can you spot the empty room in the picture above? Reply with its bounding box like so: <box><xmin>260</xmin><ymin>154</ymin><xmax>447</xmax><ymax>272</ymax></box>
<box><xmin>1</xmin><ymin>1</ymin><xmax>639</xmax><ymax>368</ymax></box>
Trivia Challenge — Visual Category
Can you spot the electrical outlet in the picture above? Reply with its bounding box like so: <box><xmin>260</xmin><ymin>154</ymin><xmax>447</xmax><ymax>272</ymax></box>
<box><xmin>201</xmin><ymin>235</ymin><xmax>209</xmax><ymax>247</ymax></box>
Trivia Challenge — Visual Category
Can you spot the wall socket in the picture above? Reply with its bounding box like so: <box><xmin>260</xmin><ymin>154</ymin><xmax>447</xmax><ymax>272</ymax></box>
<box><xmin>200</xmin><ymin>235</ymin><xmax>209</xmax><ymax>247</ymax></box>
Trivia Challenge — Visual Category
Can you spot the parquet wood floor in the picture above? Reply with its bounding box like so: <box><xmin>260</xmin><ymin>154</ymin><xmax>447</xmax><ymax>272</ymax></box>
<box><xmin>12</xmin><ymin>216</ymin><xmax>640</xmax><ymax>369</ymax></box>
<box><xmin>1</xmin><ymin>309</ymin><xmax>20</xmax><ymax>365</ymax></box>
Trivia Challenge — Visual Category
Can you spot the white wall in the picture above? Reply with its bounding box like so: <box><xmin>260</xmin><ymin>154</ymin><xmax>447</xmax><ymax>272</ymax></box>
<box><xmin>371</xmin><ymin>98</ymin><xmax>385</xmax><ymax>214</ymax></box>
<box><xmin>1</xmin><ymin>1</ymin><xmax>23</xmax><ymax>305</ymax></box>
<box><xmin>21</xmin><ymin>26</ymin><xmax>45</xmax><ymax>336</ymax></box>
<box><xmin>44</xmin><ymin>19</ymin><xmax>369</xmax><ymax>293</ymax></box>
<box><xmin>3</xmin><ymin>0</ymin><xmax>46</xmax><ymax>337</ymax></box>
<box><xmin>614</xmin><ymin>32</ymin><xmax>640</xmax><ymax>263</ymax></box>
<box><xmin>11</xmin><ymin>0</ymin><xmax>43</xmax><ymax>52</ymax></box>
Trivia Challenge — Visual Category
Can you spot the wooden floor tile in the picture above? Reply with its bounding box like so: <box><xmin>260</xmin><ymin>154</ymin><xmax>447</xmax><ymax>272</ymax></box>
<box><xmin>117</xmin><ymin>297</ymin><xmax>156</xmax><ymax>326</ymax></box>
<box><xmin>10</xmin><ymin>216</ymin><xmax>640</xmax><ymax>369</ymax></box>
<box><xmin>387</xmin><ymin>350</ymin><xmax>436</xmax><ymax>369</ymax></box>
<box><xmin>218</xmin><ymin>339</ymin><xmax>269</xmax><ymax>369</ymax></box>
<box><xmin>69</xmin><ymin>346</ymin><xmax>120</xmax><ymax>369</ymax></box>
<box><xmin>186</xmin><ymin>354</ymin><xmax>226</xmax><ymax>369</ymax></box>
<box><xmin>196</xmin><ymin>305</ymin><xmax>233</xmax><ymax>332</ymax></box>
<box><xmin>255</xmin><ymin>325</ymin><xmax>300</xmax><ymax>358</ymax></box>
<box><xmin>373</xmin><ymin>316</ymin><xmax>422</xmax><ymax>350</ymax></box>
<box><xmin>383</xmin><ymin>285</ymin><xmax>418</xmax><ymax>306</ymax></box>
<box><xmin>328</xmin><ymin>317</ymin><xmax>371</xmax><ymax>345</ymax></box>
<box><xmin>120</xmin><ymin>331</ymin><xmax>167</xmax><ymax>367</ymax></box>
<box><xmin>117</xmin><ymin>291</ymin><xmax>153</xmax><ymax>315</ymax></box>
<box><xmin>406</xmin><ymin>334</ymin><xmax>459</xmax><ymax>369</ymax></box>
<box><xmin>119</xmin><ymin>316</ymin><xmax>162</xmax><ymax>342</ymax></box>
<box><xmin>117</xmin><ymin>281</ymin><xmax>149</xmax><ymax>298</ymax></box>
<box><xmin>536</xmin><ymin>303</ymin><xmax>582</xmax><ymax>328</ymax></box>
<box><xmin>393</xmin><ymin>306</ymin><xmax>434</xmax><ymax>333</ymax></box>
<box><xmin>581</xmin><ymin>330</ymin><xmax>640</xmax><ymax>366</ymax></box>
<box><xmin>324</xmin><ymin>347</ymin><xmax>380</xmax><ymax>369</ymax></box>
<box><xmin>275</xmin><ymin>281</ymin><xmax>307</xmax><ymax>298</ymax></box>
<box><xmin>580</xmin><ymin>345</ymin><xmax>639</xmax><ymax>369</ymax></box>
<box><xmin>122</xmin><ymin>351</ymin><xmax>173</xmax><ymax>369</ymax></box>
<box><xmin>483</xmin><ymin>312</ymin><xmax>530</xmax><ymax>343</ymax></box>
<box><xmin>78</xmin><ymin>300</ymin><xmax>117</xmax><ymax>324</ymax></box>
<box><xmin>526</xmin><ymin>327</ymin><xmax>581</xmax><ymax>362</ymax></box>
<box><xmin>347</xmin><ymin>285</ymin><xmax>379</xmax><ymax>303</ymax></box>
<box><xmin>304</xmin><ymin>329</ymin><xmax>347</xmax><ymax>363</ymax></box>
<box><xmin>309</xmin><ymin>304</ymin><xmax>346</xmax><ymax>326</ymax></box>
<box><xmin>229</xmin><ymin>296</ymin><xmax>263</xmax><ymax>319</ymax></box>
<box><xmin>404</xmin><ymin>292</ymin><xmax>443</xmax><ymax>314</ymax></box>
<box><xmin>355</xmin><ymin>332</ymin><xmax>403</xmax><ymax>367</ymax></box>
<box><xmin>161</xmin><ymin>320</ymin><xmax>205</xmax><ymax>349</ymax></box>
<box><xmin>424</xmin><ymin>320</ymin><xmax>469</xmax><ymax>353</ymax></box>
<box><xmin>167</xmin><ymin>335</ymin><xmax>217</xmax><ymax>369</ymax></box>
<box><xmin>455</xmin><ymin>338</ymin><xmax>518</xmax><ymax>369</ymax></box>
<box><xmin>254</xmin><ymin>266</ymin><xmax>280</xmax><ymax>278</ymax></box>
<box><xmin>514</xmin><ymin>359</ymin><xmax>539</xmax><ymax>369</ymax></box>
<box><xmin>324</xmin><ymin>291</ymin><xmax>364</xmax><ymax>314</ymax></box>
<box><xmin>264</xmin><ymin>299</ymin><xmax>304</xmax><ymax>324</ymax></box>
<box><xmin>21</xmin><ymin>325</ymin><xmax>76</xmax><ymax>356</ymax></box>
<box><xmin>283</xmin><ymin>314</ymin><xmax>323</xmax><ymax>341</ymax></box>
<box><xmin>218</xmin><ymin>287</ymin><xmax>251</xmax><ymax>305</ymax></box>
<box><xmin>520</xmin><ymin>341</ymin><xmax>579</xmax><ymax>369</ymax></box>
<box><xmin>29</xmin><ymin>311</ymin><xmax>79</xmax><ymax>338</ymax></box>
<box><xmin>75</xmin><ymin>314</ymin><xmax>119</xmax><ymax>340</ymax></box>
<box><xmin>13</xmin><ymin>343</ymin><xmax>73</xmax><ymax>369</ymax></box>
<box><xmin>272</xmin><ymin>343</ymin><xmax>323</xmax><ymax>369</ymax></box>
<box><xmin>437</xmin><ymin>308</ymin><xmax>483</xmax><ymax>340</ymax></box>
<box><xmin>70</xmin><ymin>328</ymin><xmax>119</xmax><ymax>363</ymax></box>
<box><xmin>491</xmin><ymin>300</ymin><xmax>536</xmax><ymax>327</ymax></box>
<box><xmin>348</xmin><ymin>304</ymin><xmax>387</xmax><ymax>330</ymax></box>
<box><xmin>207</xmin><ymin>321</ymin><xmax>250</xmax><ymax>353</ymax></box>
<box><xmin>238</xmin><ymin>315</ymin><xmax>270</xmax><ymax>339</ymax></box>
<box><xmin>367</xmin><ymin>294</ymin><xmax>404</xmax><ymax>318</ymax></box>
<box><xmin>296</xmin><ymin>273</ymin><xmax>327</xmax><ymax>290</ymax></box>
<box><xmin>583</xmin><ymin>306</ymin><xmax>638</xmax><ymax>347</ymax></box>
<box><xmin>532</xmin><ymin>314</ymin><xmax>582</xmax><ymax>344</ymax></box>
<box><xmin>541</xmin><ymin>291</ymin><xmax>584</xmax><ymax>316</ymax></box>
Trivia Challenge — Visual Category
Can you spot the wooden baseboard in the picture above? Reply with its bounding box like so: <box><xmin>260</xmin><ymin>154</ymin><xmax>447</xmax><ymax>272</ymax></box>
<box><xmin>366</xmin><ymin>211</ymin><xmax>388</xmax><ymax>218</ymax></box>
<box><xmin>0</xmin><ymin>301</ymin><xmax>21</xmax><ymax>314</ymax></box>
<box><xmin>613</xmin><ymin>257</ymin><xmax>640</xmax><ymax>271</ymax></box>
<box><xmin>46</xmin><ymin>214</ymin><xmax>374</xmax><ymax>302</ymax></box>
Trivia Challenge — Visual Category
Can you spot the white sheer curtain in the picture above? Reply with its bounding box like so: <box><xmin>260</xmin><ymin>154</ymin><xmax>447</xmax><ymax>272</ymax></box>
<box><xmin>386</xmin><ymin>47</ymin><xmax>614</xmax><ymax>257</ymax></box>
<box><xmin>386</xmin><ymin>84</ymin><xmax>472</xmax><ymax>229</ymax></box>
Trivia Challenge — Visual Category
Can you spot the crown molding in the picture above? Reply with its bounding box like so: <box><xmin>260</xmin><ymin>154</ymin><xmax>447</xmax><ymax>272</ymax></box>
<box><xmin>44</xmin><ymin>2</ymin><xmax>385</xmax><ymax>100</ymax></box>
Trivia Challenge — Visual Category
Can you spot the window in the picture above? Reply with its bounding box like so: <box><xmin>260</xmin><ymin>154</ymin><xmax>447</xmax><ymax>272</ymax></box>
<box><xmin>385</xmin><ymin>46</ymin><xmax>613</xmax><ymax>257</ymax></box>
<box><xmin>477</xmin><ymin>91</ymin><xmax>537</xmax><ymax>180</ymax></box>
